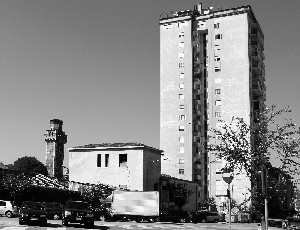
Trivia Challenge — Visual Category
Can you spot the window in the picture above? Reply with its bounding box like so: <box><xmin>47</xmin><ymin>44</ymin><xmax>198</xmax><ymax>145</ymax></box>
<box><xmin>97</xmin><ymin>154</ymin><xmax>101</xmax><ymax>167</ymax></box>
<box><xmin>179</xmin><ymin>42</ymin><xmax>184</xmax><ymax>48</ymax></box>
<box><xmin>163</xmin><ymin>24</ymin><xmax>172</xmax><ymax>30</ymax></box>
<box><xmin>178</xmin><ymin>21</ymin><xmax>188</xmax><ymax>27</ymax></box>
<box><xmin>179</xmin><ymin>63</ymin><xmax>184</xmax><ymax>68</ymax></box>
<box><xmin>179</xmin><ymin>115</ymin><xmax>186</xmax><ymax>120</ymax></box>
<box><xmin>179</xmin><ymin>147</ymin><xmax>184</xmax><ymax>153</ymax></box>
<box><xmin>179</xmin><ymin>32</ymin><xmax>184</xmax><ymax>37</ymax></box>
<box><xmin>215</xmin><ymin>62</ymin><xmax>221</xmax><ymax>72</ymax></box>
<box><xmin>179</xmin><ymin>159</ymin><xmax>185</xmax><ymax>164</ymax></box>
<box><xmin>179</xmin><ymin>83</ymin><xmax>184</xmax><ymax>89</ymax></box>
<box><xmin>215</xmin><ymin>111</ymin><xmax>221</xmax><ymax>117</ymax></box>
<box><xmin>179</xmin><ymin>52</ymin><xmax>184</xmax><ymax>58</ymax></box>
<box><xmin>215</xmin><ymin>78</ymin><xmax>221</xmax><ymax>84</ymax></box>
<box><xmin>215</xmin><ymin>89</ymin><xmax>221</xmax><ymax>94</ymax></box>
<box><xmin>179</xmin><ymin>125</ymin><xmax>184</xmax><ymax>131</ymax></box>
<box><xmin>214</xmin><ymin>23</ymin><xmax>220</xmax><ymax>29</ymax></box>
<box><xmin>105</xmin><ymin>154</ymin><xmax>109</xmax><ymax>167</ymax></box>
<box><xmin>215</xmin><ymin>57</ymin><xmax>220</xmax><ymax>62</ymax></box>
<box><xmin>179</xmin><ymin>136</ymin><xmax>184</xmax><ymax>143</ymax></box>
<box><xmin>119</xmin><ymin>154</ymin><xmax>127</xmax><ymax>167</ymax></box>
<box><xmin>179</xmin><ymin>104</ymin><xmax>184</xmax><ymax>110</ymax></box>
<box><xmin>179</xmin><ymin>94</ymin><xmax>184</xmax><ymax>100</ymax></box>
<box><xmin>215</xmin><ymin>34</ymin><xmax>222</xmax><ymax>40</ymax></box>
<box><xmin>215</xmin><ymin>100</ymin><xmax>222</xmax><ymax>106</ymax></box>
<box><xmin>179</xmin><ymin>169</ymin><xmax>185</xmax><ymax>174</ymax></box>
<box><xmin>179</xmin><ymin>73</ymin><xmax>185</xmax><ymax>79</ymax></box>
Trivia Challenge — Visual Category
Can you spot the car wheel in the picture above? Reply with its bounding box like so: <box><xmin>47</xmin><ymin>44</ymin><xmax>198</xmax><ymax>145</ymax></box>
<box><xmin>84</xmin><ymin>222</ymin><xmax>94</xmax><ymax>229</ymax></box>
<box><xmin>19</xmin><ymin>218</ymin><xmax>24</xmax><ymax>225</ymax></box>
<box><xmin>53</xmin><ymin>214</ymin><xmax>60</xmax><ymax>220</ymax></box>
<box><xmin>180</xmin><ymin>218</ymin><xmax>186</xmax><ymax>223</ymax></box>
<box><xmin>156</xmin><ymin>217</ymin><xmax>160</xmax><ymax>222</ymax></box>
<box><xmin>201</xmin><ymin>219</ymin><xmax>207</xmax><ymax>223</ymax></box>
<box><xmin>5</xmin><ymin>211</ymin><xmax>13</xmax><ymax>218</ymax></box>
<box><xmin>99</xmin><ymin>215</ymin><xmax>106</xmax><ymax>221</ymax></box>
<box><xmin>40</xmin><ymin>221</ymin><xmax>47</xmax><ymax>227</ymax></box>
<box><xmin>62</xmin><ymin>219</ymin><xmax>68</xmax><ymax>226</ymax></box>
<box><xmin>136</xmin><ymin>218</ymin><xmax>144</xmax><ymax>223</ymax></box>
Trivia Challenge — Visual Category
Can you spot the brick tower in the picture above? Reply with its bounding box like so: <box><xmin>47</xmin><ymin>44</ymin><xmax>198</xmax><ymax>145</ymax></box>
<box><xmin>44</xmin><ymin>119</ymin><xmax>67</xmax><ymax>180</ymax></box>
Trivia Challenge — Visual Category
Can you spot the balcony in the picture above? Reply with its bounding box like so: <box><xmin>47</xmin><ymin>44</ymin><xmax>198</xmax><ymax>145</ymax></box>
<box><xmin>193</xmin><ymin>67</ymin><xmax>200</xmax><ymax>74</ymax></box>
<box><xmin>252</xmin><ymin>60</ymin><xmax>262</xmax><ymax>75</ymax></box>
<box><xmin>252</xmin><ymin>80</ymin><xmax>262</xmax><ymax>96</ymax></box>
<box><xmin>251</xmin><ymin>51</ymin><xmax>262</xmax><ymax>62</ymax></box>
<box><xmin>194</xmin><ymin>89</ymin><xmax>201</xmax><ymax>95</ymax></box>
<box><xmin>251</xmin><ymin>35</ymin><xmax>264</xmax><ymax>48</ymax></box>
<box><xmin>194</xmin><ymin>78</ymin><xmax>201</xmax><ymax>85</ymax></box>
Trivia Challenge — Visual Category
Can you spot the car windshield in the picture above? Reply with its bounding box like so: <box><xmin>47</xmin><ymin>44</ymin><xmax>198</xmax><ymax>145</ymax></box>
<box><xmin>65</xmin><ymin>202</ymin><xmax>88</xmax><ymax>209</ymax></box>
<box><xmin>44</xmin><ymin>203</ymin><xmax>61</xmax><ymax>208</ymax></box>
<box><xmin>22</xmin><ymin>202</ymin><xmax>44</xmax><ymax>210</ymax></box>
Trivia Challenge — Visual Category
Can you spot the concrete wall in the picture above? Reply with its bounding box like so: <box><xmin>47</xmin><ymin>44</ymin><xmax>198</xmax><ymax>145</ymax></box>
<box><xmin>160</xmin><ymin>18</ymin><xmax>194</xmax><ymax>181</ymax></box>
<box><xmin>69</xmin><ymin>147</ymin><xmax>161</xmax><ymax>192</ymax></box>
<box><xmin>206</xmin><ymin>12</ymin><xmax>251</xmax><ymax>208</ymax></box>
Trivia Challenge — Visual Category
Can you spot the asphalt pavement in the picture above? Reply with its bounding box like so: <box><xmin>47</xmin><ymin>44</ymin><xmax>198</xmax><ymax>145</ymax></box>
<box><xmin>0</xmin><ymin>217</ymin><xmax>267</xmax><ymax>230</ymax></box>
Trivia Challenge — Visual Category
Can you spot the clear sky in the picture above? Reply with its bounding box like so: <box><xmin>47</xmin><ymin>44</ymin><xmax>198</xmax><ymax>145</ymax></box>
<box><xmin>0</xmin><ymin>0</ymin><xmax>299</xmax><ymax>167</ymax></box>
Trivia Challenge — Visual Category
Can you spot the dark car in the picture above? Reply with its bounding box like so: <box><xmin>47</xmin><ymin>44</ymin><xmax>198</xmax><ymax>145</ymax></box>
<box><xmin>62</xmin><ymin>201</ymin><xmax>94</xmax><ymax>228</ymax></box>
<box><xmin>19</xmin><ymin>201</ymin><xmax>47</xmax><ymax>226</ymax></box>
<box><xmin>159</xmin><ymin>210</ymin><xmax>191</xmax><ymax>223</ymax></box>
<box><xmin>283</xmin><ymin>217</ymin><xmax>300</xmax><ymax>230</ymax></box>
<box><xmin>42</xmin><ymin>202</ymin><xmax>62</xmax><ymax>220</ymax></box>
<box><xmin>268</xmin><ymin>218</ymin><xmax>282</xmax><ymax>228</ymax></box>
<box><xmin>192</xmin><ymin>211</ymin><xmax>220</xmax><ymax>223</ymax></box>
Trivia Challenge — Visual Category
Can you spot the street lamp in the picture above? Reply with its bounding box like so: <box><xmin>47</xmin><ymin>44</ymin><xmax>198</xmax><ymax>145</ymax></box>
<box><xmin>222</xmin><ymin>170</ymin><xmax>234</xmax><ymax>230</ymax></box>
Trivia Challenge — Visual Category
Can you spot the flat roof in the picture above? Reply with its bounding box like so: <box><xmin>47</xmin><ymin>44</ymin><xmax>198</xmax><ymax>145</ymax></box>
<box><xmin>69</xmin><ymin>142</ymin><xmax>163</xmax><ymax>153</ymax></box>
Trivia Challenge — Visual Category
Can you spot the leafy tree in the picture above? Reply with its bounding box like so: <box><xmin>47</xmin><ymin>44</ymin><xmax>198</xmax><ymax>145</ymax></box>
<box><xmin>164</xmin><ymin>180</ymin><xmax>194</xmax><ymax>210</ymax></box>
<box><xmin>199</xmin><ymin>197</ymin><xmax>216</xmax><ymax>211</ymax></box>
<box><xmin>2</xmin><ymin>171</ymin><xmax>31</xmax><ymax>205</ymax></box>
<box><xmin>80</xmin><ymin>184</ymin><xmax>112</xmax><ymax>208</ymax></box>
<box><xmin>208</xmin><ymin>105</ymin><xmax>300</xmax><ymax>212</ymax></box>
<box><xmin>209</xmin><ymin>105</ymin><xmax>300</xmax><ymax>177</ymax></box>
<box><xmin>9</xmin><ymin>156</ymin><xmax>48</xmax><ymax>176</ymax></box>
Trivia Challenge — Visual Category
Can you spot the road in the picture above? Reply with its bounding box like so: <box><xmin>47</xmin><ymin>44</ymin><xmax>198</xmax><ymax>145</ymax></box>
<box><xmin>0</xmin><ymin>217</ymin><xmax>267</xmax><ymax>230</ymax></box>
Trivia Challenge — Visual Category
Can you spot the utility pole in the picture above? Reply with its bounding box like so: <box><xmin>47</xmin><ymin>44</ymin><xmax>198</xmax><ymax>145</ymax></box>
<box><xmin>223</xmin><ymin>171</ymin><xmax>234</xmax><ymax>230</ymax></box>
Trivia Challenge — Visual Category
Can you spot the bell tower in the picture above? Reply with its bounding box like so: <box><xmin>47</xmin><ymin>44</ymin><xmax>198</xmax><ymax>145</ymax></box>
<box><xmin>44</xmin><ymin>119</ymin><xmax>67</xmax><ymax>180</ymax></box>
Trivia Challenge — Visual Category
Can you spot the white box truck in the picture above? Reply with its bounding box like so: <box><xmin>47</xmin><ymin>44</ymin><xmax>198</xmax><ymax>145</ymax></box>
<box><xmin>111</xmin><ymin>190</ymin><xmax>159</xmax><ymax>222</ymax></box>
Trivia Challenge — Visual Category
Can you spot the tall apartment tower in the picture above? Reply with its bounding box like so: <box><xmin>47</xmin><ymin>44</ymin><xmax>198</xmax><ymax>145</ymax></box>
<box><xmin>44</xmin><ymin>119</ymin><xmax>67</xmax><ymax>181</ymax></box>
<box><xmin>160</xmin><ymin>4</ymin><xmax>265</xmax><ymax>208</ymax></box>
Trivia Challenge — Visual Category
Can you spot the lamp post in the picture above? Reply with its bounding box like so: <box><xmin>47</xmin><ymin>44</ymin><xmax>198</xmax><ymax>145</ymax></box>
<box><xmin>222</xmin><ymin>170</ymin><xmax>234</xmax><ymax>230</ymax></box>
<box><xmin>260</xmin><ymin>155</ymin><xmax>268</xmax><ymax>230</ymax></box>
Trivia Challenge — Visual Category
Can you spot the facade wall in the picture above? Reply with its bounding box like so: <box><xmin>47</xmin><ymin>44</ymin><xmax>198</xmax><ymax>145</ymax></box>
<box><xmin>69</xmin><ymin>147</ymin><xmax>161</xmax><ymax>192</ymax></box>
<box><xmin>160</xmin><ymin>5</ymin><xmax>265</xmax><ymax>210</ymax></box>
<box><xmin>205</xmin><ymin>12</ymin><xmax>251</xmax><ymax>208</ymax></box>
<box><xmin>160</xmin><ymin>18</ymin><xmax>194</xmax><ymax>182</ymax></box>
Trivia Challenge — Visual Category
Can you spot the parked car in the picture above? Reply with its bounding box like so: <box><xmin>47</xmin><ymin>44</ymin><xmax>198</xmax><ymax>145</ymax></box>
<box><xmin>42</xmin><ymin>202</ymin><xmax>62</xmax><ymax>220</ymax></box>
<box><xmin>192</xmin><ymin>211</ymin><xmax>220</xmax><ymax>223</ymax></box>
<box><xmin>19</xmin><ymin>201</ymin><xmax>47</xmax><ymax>226</ymax></box>
<box><xmin>268</xmin><ymin>218</ymin><xmax>282</xmax><ymax>228</ymax></box>
<box><xmin>283</xmin><ymin>217</ymin><xmax>300</xmax><ymax>230</ymax></box>
<box><xmin>62</xmin><ymin>201</ymin><xmax>94</xmax><ymax>228</ymax></box>
<box><xmin>159</xmin><ymin>210</ymin><xmax>192</xmax><ymax>223</ymax></box>
<box><xmin>93</xmin><ymin>205</ymin><xmax>113</xmax><ymax>221</ymax></box>
<box><xmin>0</xmin><ymin>200</ymin><xmax>18</xmax><ymax>218</ymax></box>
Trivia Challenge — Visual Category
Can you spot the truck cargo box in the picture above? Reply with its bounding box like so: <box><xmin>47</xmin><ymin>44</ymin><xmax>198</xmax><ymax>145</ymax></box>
<box><xmin>112</xmin><ymin>191</ymin><xmax>159</xmax><ymax>217</ymax></box>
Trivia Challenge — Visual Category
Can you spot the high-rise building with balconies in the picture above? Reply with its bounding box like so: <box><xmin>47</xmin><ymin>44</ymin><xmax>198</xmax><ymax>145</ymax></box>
<box><xmin>160</xmin><ymin>3</ymin><xmax>265</xmax><ymax>209</ymax></box>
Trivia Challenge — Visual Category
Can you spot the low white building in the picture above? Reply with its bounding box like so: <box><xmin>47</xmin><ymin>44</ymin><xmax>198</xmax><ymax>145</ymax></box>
<box><xmin>68</xmin><ymin>143</ymin><xmax>163</xmax><ymax>191</ymax></box>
